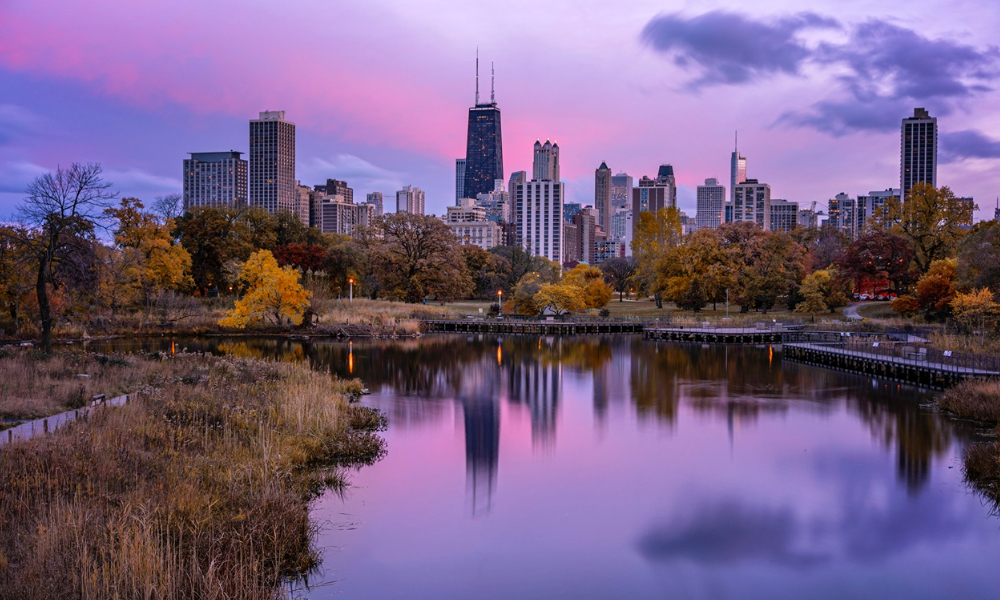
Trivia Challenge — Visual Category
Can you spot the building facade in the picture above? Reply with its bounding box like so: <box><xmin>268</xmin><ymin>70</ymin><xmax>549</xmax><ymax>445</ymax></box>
<box><xmin>769</xmin><ymin>199</ymin><xmax>799</xmax><ymax>233</ymax></box>
<box><xmin>610</xmin><ymin>172</ymin><xmax>633</xmax><ymax>210</ymax></box>
<box><xmin>733</xmin><ymin>179</ymin><xmax>771</xmax><ymax>230</ymax></box>
<box><xmin>696</xmin><ymin>177</ymin><xmax>726</xmax><ymax>230</ymax></box>
<box><xmin>595</xmin><ymin>162</ymin><xmax>612</xmax><ymax>235</ymax></box>
<box><xmin>318</xmin><ymin>197</ymin><xmax>375</xmax><ymax>236</ymax></box>
<box><xmin>249</xmin><ymin>110</ymin><xmax>296</xmax><ymax>215</ymax></box>
<box><xmin>827</xmin><ymin>193</ymin><xmax>856</xmax><ymax>237</ymax></box>
<box><xmin>532</xmin><ymin>140</ymin><xmax>560</xmax><ymax>181</ymax></box>
<box><xmin>731</xmin><ymin>148</ymin><xmax>747</xmax><ymax>206</ymax></box>
<box><xmin>317</xmin><ymin>179</ymin><xmax>353</xmax><ymax>205</ymax></box>
<box><xmin>366</xmin><ymin>192</ymin><xmax>384</xmax><ymax>217</ymax></box>
<box><xmin>856</xmin><ymin>188</ymin><xmax>899</xmax><ymax>232</ymax></box>
<box><xmin>455</xmin><ymin>158</ymin><xmax>466</xmax><ymax>201</ymax></box>
<box><xmin>182</xmin><ymin>151</ymin><xmax>248</xmax><ymax>210</ymax></box>
<box><xmin>901</xmin><ymin>107</ymin><xmax>937</xmax><ymax>202</ymax></box>
<box><xmin>463</xmin><ymin>66</ymin><xmax>504</xmax><ymax>199</ymax></box>
<box><xmin>396</xmin><ymin>185</ymin><xmax>426</xmax><ymax>215</ymax></box>
<box><xmin>515</xmin><ymin>178</ymin><xmax>564</xmax><ymax>265</ymax></box>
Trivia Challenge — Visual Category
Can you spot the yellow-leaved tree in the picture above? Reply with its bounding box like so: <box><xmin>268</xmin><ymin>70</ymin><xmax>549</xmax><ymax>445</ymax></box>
<box><xmin>219</xmin><ymin>250</ymin><xmax>311</xmax><ymax>328</ymax></box>
<box><xmin>562</xmin><ymin>264</ymin><xmax>613</xmax><ymax>308</ymax></box>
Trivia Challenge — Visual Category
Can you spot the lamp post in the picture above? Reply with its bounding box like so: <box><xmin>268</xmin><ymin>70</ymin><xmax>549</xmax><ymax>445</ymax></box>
<box><xmin>349</xmin><ymin>277</ymin><xmax>354</xmax><ymax>304</ymax></box>
<box><xmin>497</xmin><ymin>290</ymin><xmax>503</xmax><ymax>315</ymax></box>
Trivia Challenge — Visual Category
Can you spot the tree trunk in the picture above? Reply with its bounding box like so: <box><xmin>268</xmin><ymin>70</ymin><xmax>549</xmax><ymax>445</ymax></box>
<box><xmin>619</xmin><ymin>289</ymin><xmax>623</xmax><ymax>302</ymax></box>
<box><xmin>36</xmin><ymin>256</ymin><xmax>52</xmax><ymax>354</ymax></box>
<box><xmin>654</xmin><ymin>292</ymin><xmax>663</xmax><ymax>309</ymax></box>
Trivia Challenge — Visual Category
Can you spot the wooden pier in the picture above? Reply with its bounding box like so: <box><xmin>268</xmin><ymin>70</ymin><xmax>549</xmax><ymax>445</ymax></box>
<box><xmin>643</xmin><ymin>326</ymin><xmax>786</xmax><ymax>344</ymax></box>
<box><xmin>423</xmin><ymin>320</ymin><xmax>644</xmax><ymax>335</ymax></box>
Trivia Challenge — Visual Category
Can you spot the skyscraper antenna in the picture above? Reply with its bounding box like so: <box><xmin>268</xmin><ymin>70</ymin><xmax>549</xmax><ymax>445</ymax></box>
<box><xmin>735</xmin><ymin>130</ymin><xmax>738</xmax><ymax>152</ymax></box>
<box><xmin>491</xmin><ymin>61</ymin><xmax>495</xmax><ymax>104</ymax></box>
<box><xmin>475</xmin><ymin>46</ymin><xmax>480</xmax><ymax>105</ymax></box>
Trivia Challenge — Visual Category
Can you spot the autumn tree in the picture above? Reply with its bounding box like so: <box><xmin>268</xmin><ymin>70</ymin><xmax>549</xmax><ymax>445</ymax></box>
<box><xmin>795</xmin><ymin>272</ymin><xmax>829</xmax><ymax>321</ymax></box>
<box><xmin>631</xmin><ymin>207</ymin><xmax>682</xmax><ymax>308</ymax></box>
<box><xmin>837</xmin><ymin>230</ymin><xmax>916</xmax><ymax>295</ymax></box>
<box><xmin>719</xmin><ymin>223</ymin><xmax>806</xmax><ymax>312</ymax></box>
<box><xmin>358</xmin><ymin>213</ymin><xmax>471</xmax><ymax>302</ymax></box>
<box><xmin>219</xmin><ymin>250</ymin><xmax>311</xmax><ymax>328</ymax></box>
<box><xmin>490</xmin><ymin>245</ymin><xmax>560</xmax><ymax>291</ymax></box>
<box><xmin>462</xmin><ymin>245</ymin><xmax>513</xmax><ymax>300</ymax></box>
<box><xmin>274</xmin><ymin>243</ymin><xmax>327</xmax><ymax>274</ymax></box>
<box><xmin>599</xmin><ymin>257</ymin><xmax>638</xmax><ymax>302</ymax></box>
<box><xmin>950</xmin><ymin>288</ymin><xmax>999</xmax><ymax>342</ymax></box>
<box><xmin>15</xmin><ymin>163</ymin><xmax>115</xmax><ymax>352</ymax></box>
<box><xmin>0</xmin><ymin>227</ymin><xmax>33</xmax><ymax>333</ymax></box>
<box><xmin>562</xmin><ymin>264</ymin><xmax>613</xmax><ymax>309</ymax></box>
<box><xmin>955</xmin><ymin>221</ymin><xmax>1000</xmax><ymax>293</ymax></box>
<box><xmin>879</xmin><ymin>183</ymin><xmax>974</xmax><ymax>273</ymax></box>
<box><xmin>174</xmin><ymin>207</ymin><xmax>278</xmax><ymax>294</ymax></box>
<box><xmin>892</xmin><ymin>258</ymin><xmax>957</xmax><ymax>321</ymax></box>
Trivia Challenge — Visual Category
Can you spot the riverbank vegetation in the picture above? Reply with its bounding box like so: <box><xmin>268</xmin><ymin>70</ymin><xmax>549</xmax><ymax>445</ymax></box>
<box><xmin>0</xmin><ymin>352</ymin><xmax>385</xmax><ymax>598</ymax></box>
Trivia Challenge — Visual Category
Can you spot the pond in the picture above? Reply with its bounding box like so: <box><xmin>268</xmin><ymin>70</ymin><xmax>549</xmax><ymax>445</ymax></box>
<box><xmin>97</xmin><ymin>334</ymin><xmax>1000</xmax><ymax>599</ymax></box>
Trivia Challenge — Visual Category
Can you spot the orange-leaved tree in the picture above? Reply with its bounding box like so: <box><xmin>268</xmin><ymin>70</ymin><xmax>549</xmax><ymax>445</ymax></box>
<box><xmin>219</xmin><ymin>250</ymin><xmax>311</xmax><ymax>328</ymax></box>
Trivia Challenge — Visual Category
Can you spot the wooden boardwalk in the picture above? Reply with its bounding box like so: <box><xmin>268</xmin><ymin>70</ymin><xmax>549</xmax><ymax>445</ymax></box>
<box><xmin>423</xmin><ymin>320</ymin><xmax>645</xmax><ymax>335</ymax></box>
<box><xmin>643</xmin><ymin>326</ymin><xmax>787</xmax><ymax>344</ymax></box>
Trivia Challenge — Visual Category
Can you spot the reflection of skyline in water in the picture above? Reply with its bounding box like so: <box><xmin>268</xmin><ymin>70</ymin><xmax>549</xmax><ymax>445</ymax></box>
<box><xmin>94</xmin><ymin>334</ymin><xmax>978</xmax><ymax>507</ymax></box>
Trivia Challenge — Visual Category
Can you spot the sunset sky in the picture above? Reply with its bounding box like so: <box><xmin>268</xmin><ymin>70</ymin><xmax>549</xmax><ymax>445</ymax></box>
<box><xmin>1</xmin><ymin>0</ymin><xmax>998</xmax><ymax>219</ymax></box>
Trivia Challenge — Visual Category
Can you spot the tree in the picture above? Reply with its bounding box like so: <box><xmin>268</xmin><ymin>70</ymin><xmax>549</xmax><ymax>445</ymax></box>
<box><xmin>881</xmin><ymin>183</ymin><xmax>974</xmax><ymax>273</ymax></box>
<box><xmin>358</xmin><ymin>213</ymin><xmax>471</xmax><ymax>302</ymax></box>
<box><xmin>676</xmin><ymin>276</ymin><xmax>708</xmax><ymax>312</ymax></box>
<box><xmin>462</xmin><ymin>245</ymin><xmax>512</xmax><ymax>300</ymax></box>
<box><xmin>219</xmin><ymin>250</ymin><xmax>311</xmax><ymax>328</ymax></box>
<box><xmin>562</xmin><ymin>264</ymin><xmax>612</xmax><ymax>309</ymax></box>
<box><xmin>150</xmin><ymin>193</ymin><xmax>182</xmax><ymax>222</ymax></box>
<box><xmin>837</xmin><ymin>230</ymin><xmax>916</xmax><ymax>295</ymax></box>
<box><xmin>174</xmin><ymin>207</ymin><xmax>277</xmax><ymax>294</ymax></box>
<box><xmin>719</xmin><ymin>224</ymin><xmax>806</xmax><ymax>312</ymax></box>
<box><xmin>955</xmin><ymin>221</ymin><xmax>1000</xmax><ymax>293</ymax></box>
<box><xmin>795</xmin><ymin>272</ymin><xmax>829</xmax><ymax>322</ymax></box>
<box><xmin>0</xmin><ymin>227</ymin><xmax>33</xmax><ymax>333</ymax></box>
<box><xmin>15</xmin><ymin>163</ymin><xmax>115</xmax><ymax>352</ymax></box>
<box><xmin>274</xmin><ymin>243</ymin><xmax>327</xmax><ymax>274</ymax></box>
<box><xmin>599</xmin><ymin>257</ymin><xmax>637</xmax><ymax>302</ymax></box>
<box><xmin>893</xmin><ymin>258</ymin><xmax>958</xmax><ymax>321</ymax></box>
<box><xmin>631</xmin><ymin>207</ymin><xmax>682</xmax><ymax>308</ymax></box>
<box><xmin>950</xmin><ymin>289</ymin><xmax>999</xmax><ymax>343</ymax></box>
<box><xmin>534</xmin><ymin>282</ymin><xmax>586</xmax><ymax>314</ymax></box>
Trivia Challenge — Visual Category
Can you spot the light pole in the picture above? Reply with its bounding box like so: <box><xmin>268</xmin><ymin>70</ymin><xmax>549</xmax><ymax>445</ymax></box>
<box><xmin>497</xmin><ymin>290</ymin><xmax>503</xmax><ymax>315</ymax></box>
<box><xmin>349</xmin><ymin>277</ymin><xmax>354</xmax><ymax>304</ymax></box>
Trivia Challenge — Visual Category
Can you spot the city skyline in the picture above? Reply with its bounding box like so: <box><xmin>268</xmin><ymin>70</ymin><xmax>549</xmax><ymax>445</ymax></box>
<box><xmin>1</xmin><ymin>1</ymin><xmax>999</xmax><ymax>221</ymax></box>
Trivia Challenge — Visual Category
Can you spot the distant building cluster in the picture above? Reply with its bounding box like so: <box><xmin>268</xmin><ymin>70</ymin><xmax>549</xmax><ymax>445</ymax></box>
<box><xmin>182</xmin><ymin>63</ymin><xmax>976</xmax><ymax>266</ymax></box>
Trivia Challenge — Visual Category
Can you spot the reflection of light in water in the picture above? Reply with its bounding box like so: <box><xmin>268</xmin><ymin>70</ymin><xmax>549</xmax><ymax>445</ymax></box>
<box><xmin>497</xmin><ymin>343</ymin><xmax>502</xmax><ymax>366</ymax></box>
<box><xmin>171</xmin><ymin>340</ymin><xmax>175</xmax><ymax>356</ymax></box>
<box><xmin>768</xmin><ymin>345</ymin><xmax>773</xmax><ymax>365</ymax></box>
<box><xmin>348</xmin><ymin>341</ymin><xmax>354</xmax><ymax>375</ymax></box>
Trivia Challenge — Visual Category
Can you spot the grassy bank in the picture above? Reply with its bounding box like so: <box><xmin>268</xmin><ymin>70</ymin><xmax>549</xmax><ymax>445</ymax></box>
<box><xmin>938</xmin><ymin>379</ymin><xmax>1000</xmax><ymax>423</ymax></box>
<box><xmin>964</xmin><ymin>442</ymin><xmax>1000</xmax><ymax>515</ymax></box>
<box><xmin>0</xmin><ymin>352</ymin><xmax>385</xmax><ymax>599</ymax></box>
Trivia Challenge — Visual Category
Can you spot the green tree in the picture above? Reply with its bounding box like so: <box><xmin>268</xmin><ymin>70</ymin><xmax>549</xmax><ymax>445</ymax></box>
<box><xmin>880</xmin><ymin>183</ymin><xmax>974</xmax><ymax>273</ymax></box>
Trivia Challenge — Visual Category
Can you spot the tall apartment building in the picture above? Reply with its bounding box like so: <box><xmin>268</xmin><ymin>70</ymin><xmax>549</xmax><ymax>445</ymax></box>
<box><xmin>396</xmin><ymin>185</ymin><xmax>425</xmax><ymax>215</ymax></box>
<box><xmin>901</xmin><ymin>108</ymin><xmax>937</xmax><ymax>202</ymax></box>
<box><xmin>595</xmin><ymin>162</ymin><xmax>612</xmax><ymax>235</ymax></box>
<box><xmin>295</xmin><ymin>182</ymin><xmax>311</xmax><ymax>226</ymax></box>
<box><xmin>856</xmin><ymin>188</ymin><xmax>899</xmax><ymax>232</ymax></box>
<box><xmin>696</xmin><ymin>178</ymin><xmax>726</xmax><ymax>230</ymax></box>
<box><xmin>463</xmin><ymin>59</ymin><xmax>503</xmax><ymax>199</ymax></box>
<box><xmin>455</xmin><ymin>158</ymin><xmax>467</xmax><ymax>201</ymax></box>
<box><xmin>515</xmin><ymin>141</ymin><xmax>563</xmax><ymax>264</ymax></box>
<box><xmin>733</xmin><ymin>179</ymin><xmax>771</xmax><ymax>230</ymax></box>
<box><xmin>182</xmin><ymin>151</ymin><xmax>247</xmax><ymax>210</ymax></box>
<box><xmin>446</xmin><ymin>198</ymin><xmax>501</xmax><ymax>250</ymax></box>
<box><xmin>827</xmin><ymin>193</ymin><xmax>856</xmax><ymax>237</ymax></box>
<box><xmin>769</xmin><ymin>199</ymin><xmax>799</xmax><ymax>233</ymax></box>
<box><xmin>610</xmin><ymin>172</ymin><xmax>633</xmax><ymax>210</ymax></box>
<box><xmin>632</xmin><ymin>175</ymin><xmax>671</xmax><ymax>217</ymax></box>
<box><xmin>366</xmin><ymin>192</ymin><xmax>384</xmax><ymax>217</ymax></box>
<box><xmin>249</xmin><ymin>110</ymin><xmax>296</xmax><ymax>215</ymax></box>
<box><xmin>476</xmin><ymin>180</ymin><xmax>510</xmax><ymax>223</ymax></box>
<box><xmin>317</xmin><ymin>179</ymin><xmax>353</xmax><ymax>204</ymax></box>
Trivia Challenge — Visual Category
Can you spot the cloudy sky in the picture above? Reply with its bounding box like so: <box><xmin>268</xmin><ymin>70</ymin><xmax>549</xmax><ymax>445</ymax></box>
<box><xmin>1</xmin><ymin>0</ymin><xmax>998</xmax><ymax>220</ymax></box>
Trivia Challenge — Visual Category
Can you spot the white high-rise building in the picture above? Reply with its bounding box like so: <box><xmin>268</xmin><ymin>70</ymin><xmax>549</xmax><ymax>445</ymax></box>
<box><xmin>610</xmin><ymin>172</ymin><xmax>633</xmax><ymax>210</ymax></box>
<box><xmin>733</xmin><ymin>179</ymin><xmax>771</xmax><ymax>230</ymax></box>
<box><xmin>366</xmin><ymin>191</ymin><xmax>384</xmax><ymax>217</ymax></box>
<box><xmin>856</xmin><ymin>188</ymin><xmax>899</xmax><ymax>233</ymax></box>
<box><xmin>532</xmin><ymin>139</ymin><xmax>560</xmax><ymax>181</ymax></box>
<box><xmin>731</xmin><ymin>146</ymin><xmax>747</xmax><ymax>206</ymax></box>
<box><xmin>769</xmin><ymin>199</ymin><xmax>799</xmax><ymax>233</ymax></box>
<box><xmin>828</xmin><ymin>193</ymin><xmax>856</xmax><ymax>237</ymax></box>
<box><xmin>516</xmin><ymin>141</ymin><xmax>564</xmax><ymax>264</ymax></box>
<box><xmin>696</xmin><ymin>178</ymin><xmax>726</xmax><ymax>230</ymax></box>
<box><xmin>396</xmin><ymin>185</ymin><xmax>426</xmax><ymax>215</ymax></box>
<box><xmin>249</xmin><ymin>110</ymin><xmax>296</xmax><ymax>215</ymax></box>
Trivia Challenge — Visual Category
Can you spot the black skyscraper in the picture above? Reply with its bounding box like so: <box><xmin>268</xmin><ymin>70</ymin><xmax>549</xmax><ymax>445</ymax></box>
<box><xmin>463</xmin><ymin>59</ymin><xmax>503</xmax><ymax>199</ymax></box>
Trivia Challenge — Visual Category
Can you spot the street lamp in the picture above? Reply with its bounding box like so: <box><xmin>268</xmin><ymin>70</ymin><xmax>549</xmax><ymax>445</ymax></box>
<box><xmin>348</xmin><ymin>277</ymin><xmax>354</xmax><ymax>303</ymax></box>
<box><xmin>497</xmin><ymin>290</ymin><xmax>503</xmax><ymax>314</ymax></box>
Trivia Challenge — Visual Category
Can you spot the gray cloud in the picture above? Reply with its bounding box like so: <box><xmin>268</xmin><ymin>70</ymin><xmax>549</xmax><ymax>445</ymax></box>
<box><xmin>0</xmin><ymin>104</ymin><xmax>42</xmax><ymax>146</ymax></box>
<box><xmin>641</xmin><ymin>11</ymin><xmax>839</xmax><ymax>87</ymax></box>
<box><xmin>940</xmin><ymin>130</ymin><xmax>1000</xmax><ymax>163</ymax></box>
<box><xmin>642</xmin><ymin>13</ymin><xmax>1000</xmax><ymax>144</ymax></box>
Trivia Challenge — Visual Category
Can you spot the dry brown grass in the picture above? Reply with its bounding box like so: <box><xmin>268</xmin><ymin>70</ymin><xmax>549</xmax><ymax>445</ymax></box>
<box><xmin>315</xmin><ymin>298</ymin><xmax>449</xmax><ymax>336</ymax></box>
<box><xmin>938</xmin><ymin>379</ymin><xmax>1000</xmax><ymax>423</ymax></box>
<box><xmin>964</xmin><ymin>442</ymin><xmax>1000</xmax><ymax>515</ymax></box>
<box><xmin>0</xmin><ymin>349</ymin><xmax>150</xmax><ymax>422</ymax></box>
<box><xmin>927</xmin><ymin>331</ymin><xmax>1000</xmax><ymax>355</ymax></box>
<box><xmin>0</xmin><ymin>352</ymin><xmax>385</xmax><ymax>599</ymax></box>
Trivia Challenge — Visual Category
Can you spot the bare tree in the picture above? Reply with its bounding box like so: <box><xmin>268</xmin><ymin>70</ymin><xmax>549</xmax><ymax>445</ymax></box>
<box><xmin>16</xmin><ymin>163</ymin><xmax>116</xmax><ymax>352</ymax></box>
<box><xmin>599</xmin><ymin>257</ymin><xmax>638</xmax><ymax>302</ymax></box>
<box><xmin>151</xmin><ymin>193</ymin><xmax>183</xmax><ymax>222</ymax></box>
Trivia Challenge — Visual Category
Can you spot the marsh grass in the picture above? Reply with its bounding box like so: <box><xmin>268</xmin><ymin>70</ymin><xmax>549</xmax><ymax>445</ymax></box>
<box><xmin>964</xmin><ymin>442</ymin><xmax>1000</xmax><ymax>516</ymax></box>
<box><xmin>0</xmin><ymin>352</ymin><xmax>385</xmax><ymax>599</ymax></box>
<box><xmin>938</xmin><ymin>379</ymin><xmax>1000</xmax><ymax>423</ymax></box>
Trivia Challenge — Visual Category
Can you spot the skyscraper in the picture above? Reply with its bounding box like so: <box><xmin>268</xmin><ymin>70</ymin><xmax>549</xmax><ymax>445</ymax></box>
<box><xmin>515</xmin><ymin>141</ymin><xmax>564</xmax><ymax>264</ymax></box>
<box><xmin>182</xmin><ymin>151</ymin><xmax>247</xmax><ymax>210</ymax></box>
<box><xmin>696</xmin><ymin>178</ymin><xmax>726</xmax><ymax>230</ymax></box>
<box><xmin>455</xmin><ymin>158</ymin><xmax>466</xmax><ymax>201</ymax></box>
<box><xmin>463</xmin><ymin>57</ymin><xmax>503</xmax><ymax>200</ymax></box>
<box><xmin>734</xmin><ymin>179</ymin><xmax>771</xmax><ymax>230</ymax></box>
<box><xmin>731</xmin><ymin>136</ymin><xmax>747</xmax><ymax>207</ymax></box>
<box><xmin>656</xmin><ymin>164</ymin><xmax>677</xmax><ymax>209</ymax></box>
<box><xmin>396</xmin><ymin>185</ymin><xmax>425</xmax><ymax>215</ymax></box>
<box><xmin>631</xmin><ymin>175</ymin><xmax>671</xmax><ymax>216</ymax></box>
<box><xmin>317</xmin><ymin>179</ymin><xmax>353</xmax><ymax>205</ymax></box>
<box><xmin>610</xmin><ymin>172</ymin><xmax>633</xmax><ymax>210</ymax></box>
<box><xmin>532</xmin><ymin>140</ymin><xmax>560</xmax><ymax>181</ymax></box>
<box><xmin>595</xmin><ymin>162</ymin><xmax>612</xmax><ymax>234</ymax></box>
<box><xmin>249</xmin><ymin>110</ymin><xmax>296</xmax><ymax>215</ymax></box>
<box><xmin>901</xmin><ymin>108</ymin><xmax>937</xmax><ymax>202</ymax></box>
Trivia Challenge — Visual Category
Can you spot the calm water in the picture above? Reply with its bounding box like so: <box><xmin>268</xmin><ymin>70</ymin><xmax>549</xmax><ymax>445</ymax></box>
<box><xmin>99</xmin><ymin>335</ymin><xmax>1000</xmax><ymax>599</ymax></box>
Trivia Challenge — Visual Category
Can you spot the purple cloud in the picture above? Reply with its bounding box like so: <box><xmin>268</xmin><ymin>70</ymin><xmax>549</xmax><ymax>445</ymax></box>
<box><xmin>940</xmin><ymin>130</ymin><xmax>1000</xmax><ymax>163</ymax></box>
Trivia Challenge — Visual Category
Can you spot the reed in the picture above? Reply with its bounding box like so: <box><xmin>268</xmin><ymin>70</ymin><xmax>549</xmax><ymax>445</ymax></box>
<box><xmin>938</xmin><ymin>379</ymin><xmax>1000</xmax><ymax>423</ymax></box>
<box><xmin>0</xmin><ymin>352</ymin><xmax>385</xmax><ymax>599</ymax></box>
